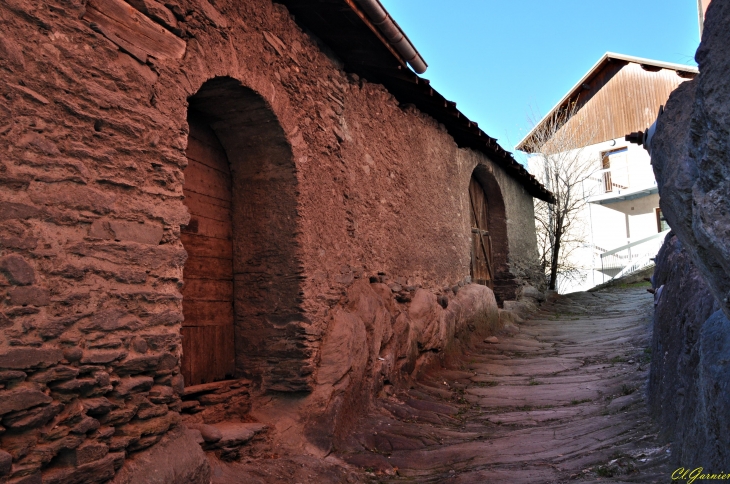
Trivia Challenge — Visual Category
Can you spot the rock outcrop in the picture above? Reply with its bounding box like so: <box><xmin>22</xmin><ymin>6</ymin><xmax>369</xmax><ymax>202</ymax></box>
<box><xmin>649</xmin><ymin>0</ymin><xmax>730</xmax><ymax>468</ymax></box>
<box><xmin>649</xmin><ymin>234</ymin><xmax>730</xmax><ymax>466</ymax></box>
<box><xmin>652</xmin><ymin>0</ymin><xmax>730</xmax><ymax>319</ymax></box>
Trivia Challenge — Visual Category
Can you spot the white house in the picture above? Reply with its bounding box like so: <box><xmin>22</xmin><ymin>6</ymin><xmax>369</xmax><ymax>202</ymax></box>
<box><xmin>518</xmin><ymin>53</ymin><xmax>697</xmax><ymax>292</ymax></box>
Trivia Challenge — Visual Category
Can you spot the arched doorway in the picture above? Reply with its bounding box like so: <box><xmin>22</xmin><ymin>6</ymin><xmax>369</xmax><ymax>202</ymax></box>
<box><xmin>468</xmin><ymin>165</ymin><xmax>513</xmax><ymax>304</ymax></box>
<box><xmin>468</xmin><ymin>175</ymin><xmax>494</xmax><ymax>288</ymax></box>
<box><xmin>180</xmin><ymin>77</ymin><xmax>304</xmax><ymax>390</ymax></box>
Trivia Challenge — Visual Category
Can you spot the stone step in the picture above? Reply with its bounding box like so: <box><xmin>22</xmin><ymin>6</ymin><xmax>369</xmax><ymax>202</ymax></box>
<box><xmin>187</xmin><ymin>421</ymin><xmax>267</xmax><ymax>451</ymax></box>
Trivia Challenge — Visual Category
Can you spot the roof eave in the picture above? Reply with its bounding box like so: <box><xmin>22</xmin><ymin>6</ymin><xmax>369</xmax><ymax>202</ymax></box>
<box><xmin>515</xmin><ymin>52</ymin><xmax>699</xmax><ymax>153</ymax></box>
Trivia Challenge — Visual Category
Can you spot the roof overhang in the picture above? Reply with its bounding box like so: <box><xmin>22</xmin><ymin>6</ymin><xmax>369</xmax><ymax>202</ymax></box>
<box><xmin>516</xmin><ymin>52</ymin><xmax>698</xmax><ymax>153</ymax></box>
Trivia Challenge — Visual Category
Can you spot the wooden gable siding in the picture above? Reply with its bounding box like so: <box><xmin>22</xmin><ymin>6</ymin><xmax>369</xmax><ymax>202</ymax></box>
<box><xmin>555</xmin><ymin>61</ymin><xmax>693</xmax><ymax>147</ymax></box>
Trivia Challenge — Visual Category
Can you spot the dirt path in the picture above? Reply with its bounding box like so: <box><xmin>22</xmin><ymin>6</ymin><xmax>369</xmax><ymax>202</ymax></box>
<box><xmin>338</xmin><ymin>286</ymin><xmax>672</xmax><ymax>483</ymax></box>
<box><xmin>210</xmin><ymin>286</ymin><xmax>672</xmax><ymax>483</ymax></box>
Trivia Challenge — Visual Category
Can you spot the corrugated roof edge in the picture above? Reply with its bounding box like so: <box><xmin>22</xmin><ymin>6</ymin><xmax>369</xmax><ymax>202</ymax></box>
<box><xmin>515</xmin><ymin>52</ymin><xmax>698</xmax><ymax>152</ymax></box>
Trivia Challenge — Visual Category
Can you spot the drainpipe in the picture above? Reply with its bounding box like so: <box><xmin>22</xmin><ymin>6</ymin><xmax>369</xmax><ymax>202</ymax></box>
<box><xmin>354</xmin><ymin>0</ymin><xmax>428</xmax><ymax>74</ymax></box>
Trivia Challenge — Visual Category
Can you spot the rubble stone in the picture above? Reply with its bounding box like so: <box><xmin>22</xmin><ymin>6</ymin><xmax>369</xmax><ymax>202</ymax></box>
<box><xmin>0</xmin><ymin>387</ymin><xmax>52</xmax><ymax>415</ymax></box>
<box><xmin>0</xmin><ymin>348</ymin><xmax>62</xmax><ymax>370</ymax></box>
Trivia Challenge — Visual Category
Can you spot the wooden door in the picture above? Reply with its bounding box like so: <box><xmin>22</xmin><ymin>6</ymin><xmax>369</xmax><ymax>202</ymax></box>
<box><xmin>180</xmin><ymin>114</ymin><xmax>235</xmax><ymax>386</ymax></box>
<box><xmin>469</xmin><ymin>177</ymin><xmax>493</xmax><ymax>288</ymax></box>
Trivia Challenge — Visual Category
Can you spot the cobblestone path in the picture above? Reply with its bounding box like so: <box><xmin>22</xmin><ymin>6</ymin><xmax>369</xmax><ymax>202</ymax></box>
<box><xmin>341</xmin><ymin>286</ymin><xmax>672</xmax><ymax>483</ymax></box>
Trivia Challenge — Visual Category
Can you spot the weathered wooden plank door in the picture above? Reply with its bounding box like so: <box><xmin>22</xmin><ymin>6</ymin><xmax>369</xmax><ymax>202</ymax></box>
<box><xmin>469</xmin><ymin>176</ymin><xmax>493</xmax><ymax>288</ymax></box>
<box><xmin>180</xmin><ymin>115</ymin><xmax>235</xmax><ymax>386</ymax></box>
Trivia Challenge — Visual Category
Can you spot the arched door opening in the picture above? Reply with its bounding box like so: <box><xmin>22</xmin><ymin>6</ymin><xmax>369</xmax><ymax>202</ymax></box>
<box><xmin>469</xmin><ymin>176</ymin><xmax>494</xmax><ymax>288</ymax></box>
<box><xmin>181</xmin><ymin>77</ymin><xmax>305</xmax><ymax>390</ymax></box>
<box><xmin>468</xmin><ymin>165</ymin><xmax>514</xmax><ymax>305</ymax></box>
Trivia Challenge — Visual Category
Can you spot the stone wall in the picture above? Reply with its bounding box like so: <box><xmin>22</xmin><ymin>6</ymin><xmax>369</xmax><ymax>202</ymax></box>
<box><xmin>649</xmin><ymin>234</ymin><xmax>729</xmax><ymax>466</ymax></box>
<box><xmin>0</xmin><ymin>0</ymin><xmax>541</xmax><ymax>480</ymax></box>
<box><xmin>649</xmin><ymin>0</ymin><xmax>730</xmax><ymax>468</ymax></box>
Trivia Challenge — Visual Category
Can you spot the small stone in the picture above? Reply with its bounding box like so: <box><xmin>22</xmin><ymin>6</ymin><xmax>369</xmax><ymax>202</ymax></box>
<box><xmin>62</xmin><ymin>347</ymin><xmax>83</xmax><ymax>362</ymax></box>
<box><xmin>198</xmin><ymin>393</ymin><xmax>230</xmax><ymax>405</ymax></box>
<box><xmin>4</xmin><ymin>402</ymin><xmax>63</xmax><ymax>430</ymax></box>
<box><xmin>484</xmin><ymin>336</ymin><xmax>499</xmax><ymax>344</ymax></box>
<box><xmin>51</xmin><ymin>378</ymin><xmax>97</xmax><ymax>394</ymax></box>
<box><xmin>80</xmin><ymin>350</ymin><xmax>127</xmax><ymax>365</ymax></box>
<box><xmin>0</xmin><ymin>254</ymin><xmax>35</xmax><ymax>285</ymax></box>
<box><xmin>78</xmin><ymin>310</ymin><xmax>142</xmax><ymax>333</ymax></box>
<box><xmin>388</xmin><ymin>283</ymin><xmax>403</xmax><ymax>293</ymax></box>
<box><xmin>136</xmin><ymin>404</ymin><xmax>168</xmax><ymax>420</ymax></box>
<box><xmin>74</xmin><ymin>441</ymin><xmax>108</xmax><ymax>465</ymax></box>
<box><xmin>0</xmin><ymin>449</ymin><xmax>11</xmax><ymax>477</ymax></box>
<box><xmin>99</xmin><ymin>407</ymin><xmax>136</xmax><ymax>426</ymax></box>
<box><xmin>186</xmin><ymin>423</ymin><xmax>222</xmax><ymax>443</ymax></box>
<box><xmin>117</xmin><ymin>413</ymin><xmax>177</xmax><ymax>438</ymax></box>
<box><xmin>0</xmin><ymin>348</ymin><xmax>62</xmax><ymax>370</ymax></box>
<box><xmin>213</xmin><ymin>422</ymin><xmax>266</xmax><ymax>447</ymax></box>
<box><xmin>171</xmin><ymin>374</ymin><xmax>184</xmax><ymax>395</ymax></box>
<box><xmin>40</xmin><ymin>451</ymin><xmax>119</xmax><ymax>484</ymax></box>
<box><xmin>112</xmin><ymin>376</ymin><xmax>154</xmax><ymax>397</ymax></box>
<box><xmin>109</xmin><ymin>435</ymin><xmax>137</xmax><ymax>452</ymax></box>
<box><xmin>0</xmin><ymin>386</ymin><xmax>52</xmax><ymax>415</ymax></box>
<box><xmin>87</xmin><ymin>338</ymin><xmax>123</xmax><ymax>349</ymax></box>
<box><xmin>149</xmin><ymin>310</ymin><xmax>183</xmax><ymax>326</ymax></box>
<box><xmin>148</xmin><ymin>385</ymin><xmax>174</xmax><ymax>404</ymax></box>
<box><xmin>8</xmin><ymin>286</ymin><xmax>49</xmax><ymax>306</ymax></box>
<box><xmin>70</xmin><ymin>416</ymin><xmax>100</xmax><ymax>434</ymax></box>
<box><xmin>180</xmin><ymin>400</ymin><xmax>201</xmax><ymax>413</ymax></box>
<box><xmin>0</xmin><ymin>370</ymin><xmax>26</xmax><ymax>383</ymax></box>
<box><xmin>94</xmin><ymin>426</ymin><xmax>115</xmax><ymax>440</ymax></box>
<box><xmin>82</xmin><ymin>398</ymin><xmax>115</xmax><ymax>416</ymax></box>
<box><xmin>29</xmin><ymin>366</ymin><xmax>79</xmax><ymax>383</ymax></box>
<box><xmin>131</xmin><ymin>337</ymin><xmax>148</xmax><ymax>354</ymax></box>
<box><xmin>156</xmin><ymin>353</ymin><xmax>177</xmax><ymax>371</ymax></box>
<box><xmin>115</xmin><ymin>355</ymin><xmax>160</xmax><ymax>375</ymax></box>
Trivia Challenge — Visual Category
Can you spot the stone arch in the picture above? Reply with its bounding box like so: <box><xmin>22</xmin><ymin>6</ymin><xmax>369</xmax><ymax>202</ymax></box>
<box><xmin>469</xmin><ymin>164</ymin><xmax>514</xmax><ymax>304</ymax></box>
<box><xmin>181</xmin><ymin>76</ymin><xmax>308</xmax><ymax>391</ymax></box>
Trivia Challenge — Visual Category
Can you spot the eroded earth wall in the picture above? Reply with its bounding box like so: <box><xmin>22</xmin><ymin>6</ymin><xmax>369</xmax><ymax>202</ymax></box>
<box><xmin>650</xmin><ymin>0</ymin><xmax>730</xmax><ymax>468</ymax></box>
<box><xmin>0</xmin><ymin>0</ymin><xmax>541</xmax><ymax>481</ymax></box>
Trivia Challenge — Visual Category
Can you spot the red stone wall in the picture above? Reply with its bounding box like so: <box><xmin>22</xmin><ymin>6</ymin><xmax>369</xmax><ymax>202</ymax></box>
<box><xmin>0</xmin><ymin>0</ymin><xmax>540</xmax><ymax>480</ymax></box>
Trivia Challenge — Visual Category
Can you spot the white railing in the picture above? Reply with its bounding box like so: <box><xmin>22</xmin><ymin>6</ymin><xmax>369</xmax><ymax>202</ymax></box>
<box><xmin>599</xmin><ymin>230</ymin><xmax>670</xmax><ymax>280</ymax></box>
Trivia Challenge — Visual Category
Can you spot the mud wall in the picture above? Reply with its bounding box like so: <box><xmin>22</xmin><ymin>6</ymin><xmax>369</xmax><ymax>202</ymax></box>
<box><xmin>649</xmin><ymin>0</ymin><xmax>730</xmax><ymax>468</ymax></box>
<box><xmin>0</xmin><ymin>0</ymin><xmax>540</xmax><ymax>480</ymax></box>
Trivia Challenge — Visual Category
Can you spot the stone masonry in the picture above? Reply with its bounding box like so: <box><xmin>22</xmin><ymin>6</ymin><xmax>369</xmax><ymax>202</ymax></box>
<box><xmin>0</xmin><ymin>0</ymin><xmax>544</xmax><ymax>481</ymax></box>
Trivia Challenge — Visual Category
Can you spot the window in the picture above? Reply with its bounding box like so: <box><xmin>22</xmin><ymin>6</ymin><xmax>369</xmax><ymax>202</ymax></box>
<box><xmin>601</xmin><ymin>147</ymin><xmax>629</xmax><ymax>192</ymax></box>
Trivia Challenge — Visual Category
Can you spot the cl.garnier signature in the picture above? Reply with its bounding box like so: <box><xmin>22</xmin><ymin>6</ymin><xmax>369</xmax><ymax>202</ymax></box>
<box><xmin>673</xmin><ymin>468</ymin><xmax>730</xmax><ymax>483</ymax></box>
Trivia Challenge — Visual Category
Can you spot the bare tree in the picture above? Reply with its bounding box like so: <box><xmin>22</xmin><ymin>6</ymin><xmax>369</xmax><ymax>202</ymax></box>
<box><xmin>519</xmin><ymin>103</ymin><xmax>598</xmax><ymax>291</ymax></box>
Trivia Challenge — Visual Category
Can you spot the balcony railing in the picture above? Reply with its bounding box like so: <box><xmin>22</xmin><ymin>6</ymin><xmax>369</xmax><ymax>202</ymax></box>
<box><xmin>598</xmin><ymin>230</ymin><xmax>670</xmax><ymax>280</ymax></box>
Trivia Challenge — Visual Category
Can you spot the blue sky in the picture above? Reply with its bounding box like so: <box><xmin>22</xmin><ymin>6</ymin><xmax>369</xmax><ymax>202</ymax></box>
<box><xmin>379</xmin><ymin>0</ymin><xmax>701</xmax><ymax>163</ymax></box>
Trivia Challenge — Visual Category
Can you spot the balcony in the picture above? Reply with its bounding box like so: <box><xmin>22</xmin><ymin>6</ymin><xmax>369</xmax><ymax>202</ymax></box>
<box><xmin>583</xmin><ymin>166</ymin><xmax>658</xmax><ymax>205</ymax></box>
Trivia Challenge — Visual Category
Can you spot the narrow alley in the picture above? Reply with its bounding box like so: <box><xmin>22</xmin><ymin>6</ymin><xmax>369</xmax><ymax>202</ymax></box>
<box><xmin>338</xmin><ymin>284</ymin><xmax>671</xmax><ymax>483</ymax></box>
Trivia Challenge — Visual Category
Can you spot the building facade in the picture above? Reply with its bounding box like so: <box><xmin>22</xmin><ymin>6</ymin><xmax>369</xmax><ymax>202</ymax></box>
<box><xmin>0</xmin><ymin>0</ymin><xmax>549</xmax><ymax>481</ymax></box>
<box><xmin>519</xmin><ymin>53</ymin><xmax>697</xmax><ymax>292</ymax></box>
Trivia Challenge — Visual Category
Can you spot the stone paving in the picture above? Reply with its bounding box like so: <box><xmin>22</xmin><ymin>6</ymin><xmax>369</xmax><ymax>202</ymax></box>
<box><xmin>339</xmin><ymin>286</ymin><xmax>673</xmax><ymax>483</ymax></box>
